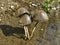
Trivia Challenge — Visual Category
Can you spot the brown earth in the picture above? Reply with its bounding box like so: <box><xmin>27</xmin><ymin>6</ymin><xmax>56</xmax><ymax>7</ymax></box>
<box><xmin>0</xmin><ymin>0</ymin><xmax>60</xmax><ymax>45</ymax></box>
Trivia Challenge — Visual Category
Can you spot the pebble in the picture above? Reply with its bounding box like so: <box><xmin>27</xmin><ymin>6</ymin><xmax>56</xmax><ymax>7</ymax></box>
<box><xmin>41</xmin><ymin>28</ymin><xmax>44</xmax><ymax>31</ymax></box>
<box><xmin>10</xmin><ymin>5</ymin><xmax>14</xmax><ymax>9</ymax></box>
<box><xmin>0</xmin><ymin>18</ymin><xmax>2</xmax><ymax>22</ymax></box>
<box><xmin>1</xmin><ymin>7</ymin><xmax>4</xmax><ymax>10</ymax></box>
<box><xmin>31</xmin><ymin>4</ymin><xmax>37</xmax><ymax>7</ymax></box>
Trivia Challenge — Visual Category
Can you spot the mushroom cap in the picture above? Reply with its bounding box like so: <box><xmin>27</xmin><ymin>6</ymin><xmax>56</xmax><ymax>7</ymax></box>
<box><xmin>19</xmin><ymin>14</ymin><xmax>31</xmax><ymax>26</ymax></box>
<box><xmin>17</xmin><ymin>7</ymin><xmax>29</xmax><ymax>17</ymax></box>
<box><xmin>33</xmin><ymin>10</ymin><xmax>49</xmax><ymax>22</ymax></box>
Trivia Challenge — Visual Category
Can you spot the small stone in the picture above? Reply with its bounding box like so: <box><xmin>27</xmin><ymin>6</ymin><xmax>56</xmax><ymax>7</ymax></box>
<box><xmin>11</xmin><ymin>5</ymin><xmax>14</xmax><ymax>9</ymax></box>
<box><xmin>41</xmin><ymin>28</ymin><xmax>44</xmax><ymax>31</ymax></box>
<box><xmin>31</xmin><ymin>4</ymin><xmax>37</xmax><ymax>7</ymax></box>
<box><xmin>0</xmin><ymin>18</ymin><xmax>2</xmax><ymax>22</ymax></box>
<box><xmin>1</xmin><ymin>7</ymin><xmax>4</xmax><ymax>10</ymax></box>
<box><xmin>1</xmin><ymin>3</ymin><xmax>5</xmax><ymax>7</ymax></box>
<box><xmin>29</xmin><ymin>2</ymin><xmax>32</xmax><ymax>4</ymax></box>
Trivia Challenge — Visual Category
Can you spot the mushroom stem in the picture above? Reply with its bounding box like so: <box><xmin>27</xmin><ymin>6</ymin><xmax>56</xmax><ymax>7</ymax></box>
<box><xmin>30</xmin><ymin>21</ymin><xmax>39</xmax><ymax>38</ymax></box>
<box><xmin>30</xmin><ymin>27</ymin><xmax>36</xmax><ymax>38</ymax></box>
<box><xmin>24</xmin><ymin>26</ymin><xmax>30</xmax><ymax>39</ymax></box>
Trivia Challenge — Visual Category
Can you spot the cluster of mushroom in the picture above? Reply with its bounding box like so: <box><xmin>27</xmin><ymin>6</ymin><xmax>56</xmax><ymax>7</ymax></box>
<box><xmin>17</xmin><ymin>7</ymin><xmax>49</xmax><ymax>40</ymax></box>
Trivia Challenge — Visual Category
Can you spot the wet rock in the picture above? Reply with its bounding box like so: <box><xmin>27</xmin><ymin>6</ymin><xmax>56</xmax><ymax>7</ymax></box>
<box><xmin>44</xmin><ymin>23</ymin><xmax>58</xmax><ymax>45</ymax></box>
<box><xmin>55</xmin><ymin>20</ymin><xmax>60</xmax><ymax>45</ymax></box>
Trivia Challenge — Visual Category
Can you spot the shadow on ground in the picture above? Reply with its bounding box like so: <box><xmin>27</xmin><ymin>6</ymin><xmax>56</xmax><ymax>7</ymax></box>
<box><xmin>0</xmin><ymin>25</ymin><xmax>25</xmax><ymax>39</ymax></box>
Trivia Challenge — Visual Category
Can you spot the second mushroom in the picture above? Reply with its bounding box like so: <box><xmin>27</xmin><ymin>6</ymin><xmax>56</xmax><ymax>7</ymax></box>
<box><xmin>18</xmin><ymin>7</ymin><xmax>32</xmax><ymax>40</ymax></box>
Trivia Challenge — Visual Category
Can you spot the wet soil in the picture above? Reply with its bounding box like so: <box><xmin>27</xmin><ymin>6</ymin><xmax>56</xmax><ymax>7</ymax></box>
<box><xmin>0</xmin><ymin>0</ymin><xmax>60</xmax><ymax>45</ymax></box>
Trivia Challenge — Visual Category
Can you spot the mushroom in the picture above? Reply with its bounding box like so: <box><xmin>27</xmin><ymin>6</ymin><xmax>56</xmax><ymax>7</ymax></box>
<box><xmin>19</xmin><ymin>14</ymin><xmax>31</xmax><ymax>39</ymax></box>
<box><xmin>33</xmin><ymin>10</ymin><xmax>49</xmax><ymax>22</ymax></box>
<box><xmin>31</xmin><ymin>10</ymin><xmax>49</xmax><ymax>38</ymax></box>
<box><xmin>17</xmin><ymin>7</ymin><xmax>29</xmax><ymax>17</ymax></box>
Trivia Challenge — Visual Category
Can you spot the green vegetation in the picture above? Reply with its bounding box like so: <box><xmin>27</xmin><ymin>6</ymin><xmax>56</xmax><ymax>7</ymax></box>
<box><xmin>43</xmin><ymin>0</ymin><xmax>57</xmax><ymax>13</ymax></box>
<box><xmin>43</xmin><ymin>0</ymin><xmax>52</xmax><ymax>13</ymax></box>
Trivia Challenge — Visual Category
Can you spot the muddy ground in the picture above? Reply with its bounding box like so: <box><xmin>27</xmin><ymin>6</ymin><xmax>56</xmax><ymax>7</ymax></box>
<box><xmin>0</xmin><ymin>0</ymin><xmax>60</xmax><ymax>45</ymax></box>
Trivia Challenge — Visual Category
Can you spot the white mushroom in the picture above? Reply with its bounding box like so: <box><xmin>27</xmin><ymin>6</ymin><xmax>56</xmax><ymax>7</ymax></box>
<box><xmin>19</xmin><ymin>14</ymin><xmax>31</xmax><ymax>39</ymax></box>
<box><xmin>33</xmin><ymin>10</ymin><xmax>49</xmax><ymax>22</ymax></box>
<box><xmin>31</xmin><ymin>10</ymin><xmax>49</xmax><ymax>38</ymax></box>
